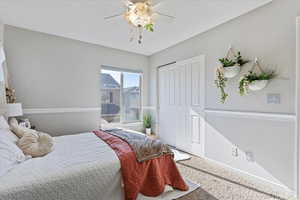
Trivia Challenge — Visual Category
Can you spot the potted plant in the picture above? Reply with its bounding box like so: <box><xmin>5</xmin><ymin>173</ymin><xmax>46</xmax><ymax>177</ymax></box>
<box><xmin>239</xmin><ymin>71</ymin><xmax>275</xmax><ymax>95</ymax></box>
<box><xmin>143</xmin><ymin>114</ymin><xmax>152</xmax><ymax>136</ymax></box>
<box><xmin>219</xmin><ymin>52</ymin><xmax>249</xmax><ymax>78</ymax></box>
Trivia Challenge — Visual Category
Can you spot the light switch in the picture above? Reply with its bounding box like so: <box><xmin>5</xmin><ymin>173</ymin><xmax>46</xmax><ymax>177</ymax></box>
<box><xmin>267</xmin><ymin>93</ymin><xmax>281</xmax><ymax>104</ymax></box>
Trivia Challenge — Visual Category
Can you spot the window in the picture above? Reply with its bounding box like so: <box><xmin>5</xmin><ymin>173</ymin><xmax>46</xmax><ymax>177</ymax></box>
<box><xmin>101</xmin><ymin>68</ymin><xmax>142</xmax><ymax>124</ymax></box>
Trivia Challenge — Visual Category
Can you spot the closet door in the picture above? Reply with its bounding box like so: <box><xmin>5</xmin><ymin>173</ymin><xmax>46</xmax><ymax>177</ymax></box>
<box><xmin>158</xmin><ymin>63</ymin><xmax>178</xmax><ymax>147</ymax></box>
<box><xmin>158</xmin><ymin>56</ymin><xmax>205</xmax><ymax>156</ymax></box>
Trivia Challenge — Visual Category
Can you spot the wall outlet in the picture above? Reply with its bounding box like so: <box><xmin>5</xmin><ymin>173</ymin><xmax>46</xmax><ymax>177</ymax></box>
<box><xmin>245</xmin><ymin>151</ymin><xmax>255</xmax><ymax>162</ymax></box>
<box><xmin>232</xmin><ymin>146</ymin><xmax>238</xmax><ymax>157</ymax></box>
<box><xmin>267</xmin><ymin>93</ymin><xmax>281</xmax><ymax>104</ymax></box>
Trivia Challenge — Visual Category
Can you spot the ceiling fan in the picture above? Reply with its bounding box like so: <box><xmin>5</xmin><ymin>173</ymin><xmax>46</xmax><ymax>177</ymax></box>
<box><xmin>104</xmin><ymin>0</ymin><xmax>175</xmax><ymax>44</ymax></box>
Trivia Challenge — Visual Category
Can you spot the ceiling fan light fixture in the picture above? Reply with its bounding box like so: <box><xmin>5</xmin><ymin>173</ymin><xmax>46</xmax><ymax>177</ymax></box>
<box><xmin>125</xmin><ymin>1</ymin><xmax>154</xmax><ymax>28</ymax></box>
<box><xmin>105</xmin><ymin>0</ymin><xmax>173</xmax><ymax>44</ymax></box>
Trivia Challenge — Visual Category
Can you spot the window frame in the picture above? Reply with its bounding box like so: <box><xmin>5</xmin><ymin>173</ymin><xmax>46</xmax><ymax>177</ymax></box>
<box><xmin>100</xmin><ymin>66</ymin><xmax>143</xmax><ymax>124</ymax></box>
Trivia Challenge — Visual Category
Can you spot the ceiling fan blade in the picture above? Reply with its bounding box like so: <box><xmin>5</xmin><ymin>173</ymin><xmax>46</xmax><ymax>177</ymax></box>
<box><xmin>104</xmin><ymin>13</ymin><xmax>124</xmax><ymax>20</ymax></box>
<box><xmin>128</xmin><ymin>0</ymin><xmax>148</xmax><ymax>3</ymax></box>
<box><xmin>124</xmin><ymin>0</ymin><xmax>135</xmax><ymax>7</ymax></box>
<box><xmin>155</xmin><ymin>12</ymin><xmax>175</xmax><ymax>19</ymax></box>
<box><xmin>152</xmin><ymin>0</ymin><xmax>170</xmax><ymax>7</ymax></box>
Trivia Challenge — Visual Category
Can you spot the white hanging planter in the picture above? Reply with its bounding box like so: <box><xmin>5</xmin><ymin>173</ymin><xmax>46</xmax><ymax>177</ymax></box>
<box><xmin>248</xmin><ymin>80</ymin><xmax>268</xmax><ymax>91</ymax></box>
<box><xmin>223</xmin><ymin>65</ymin><xmax>241</xmax><ymax>78</ymax></box>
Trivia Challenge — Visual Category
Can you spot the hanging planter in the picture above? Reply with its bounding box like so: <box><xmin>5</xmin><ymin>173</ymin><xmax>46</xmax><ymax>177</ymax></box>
<box><xmin>219</xmin><ymin>52</ymin><xmax>249</xmax><ymax>79</ymax></box>
<box><xmin>223</xmin><ymin>65</ymin><xmax>241</xmax><ymax>78</ymax></box>
<box><xmin>239</xmin><ymin>59</ymin><xmax>275</xmax><ymax>95</ymax></box>
<box><xmin>215</xmin><ymin>47</ymin><xmax>249</xmax><ymax>103</ymax></box>
<box><xmin>248</xmin><ymin>80</ymin><xmax>269</xmax><ymax>91</ymax></box>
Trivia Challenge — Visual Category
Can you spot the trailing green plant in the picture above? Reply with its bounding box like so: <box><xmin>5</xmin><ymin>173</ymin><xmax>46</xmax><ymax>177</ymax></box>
<box><xmin>144</xmin><ymin>23</ymin><xmax>154</xmax><ymax>32</ymax></box>
<box><xmin>215</xmin><ymin>68</ymin><xmax>228</xmax><ymax>103</ymax></box>
<box><xmin>143</xmin><ymin>114</ymin><xmax>152</xmax><ymax>129</ymax></box>
<box><xmin>239</xmin><ymin>71</ymin><xmax>275</xmax><ymax>95</ymax></box>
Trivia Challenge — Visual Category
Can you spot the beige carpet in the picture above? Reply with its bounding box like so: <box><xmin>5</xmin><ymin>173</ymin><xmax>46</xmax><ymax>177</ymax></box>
<box><xmin>175</xmin><ymin>156</ymin><xmax>293</xmax><ymax>200</ymax></box>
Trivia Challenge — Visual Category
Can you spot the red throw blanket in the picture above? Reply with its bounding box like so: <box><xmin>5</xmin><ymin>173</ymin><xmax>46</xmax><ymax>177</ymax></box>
<box><xmin>94</xmin><ymin>130</ymin><xmax>188</xmax><ymax>200</ymax></box>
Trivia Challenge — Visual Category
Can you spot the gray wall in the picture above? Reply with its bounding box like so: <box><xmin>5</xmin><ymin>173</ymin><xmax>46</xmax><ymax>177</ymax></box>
<box><xmin>149</xmin><ymin>0</ymin><xmax>299</xmax><ymax>192</ymax></box>
<box><xmin>4</xmin><ymin>26</ymin><xmax>149</xmax><ymax>135</ymax></box>
<box><xmin>150</xmin><ymin>0</ymin><xmax>299</xmax><ymax>113</ymax></box>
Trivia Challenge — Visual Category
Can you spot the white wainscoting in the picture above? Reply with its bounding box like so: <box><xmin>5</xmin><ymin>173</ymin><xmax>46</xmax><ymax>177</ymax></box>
<box><xmin>152</xmin><ymin>107</ymin><xmax>295</xmax><ymax>191</ymax></box>
<box><xmin>23</xmin><ymin>105</ymin><xmax>297</xmax><ymax>192</ymax></box>
<box><xmin>23</xmin><ymin>107</ymin><xmax>101</xmax><ymax>115</ymax></box>
<box><xmin>23</xmin><ymin>106</ymin><xmax>156</xmax><ymax>115</ymax></box>
<box><xmin>205</xmin><ymin>109</ymin><xmax>296</xmax><ymax>121</ymax></box>
<box><xmin>23</xmin><ymin>107</ymin><xmax>146</xmax><ymax>136</ymax></box>
<box><xmin>22</xmin><ymin>108</ymin><xmax>102</xmax><ymax>135</ymax></box>
<box><xmin>204</xmin><ymin>108</ymin><xmax>296</xmax><ymax>192</ymax></box>
<box><xmin>23</xmin><ymin>107</ymin><xmax>296</xmax><ymax>120</ymax></box>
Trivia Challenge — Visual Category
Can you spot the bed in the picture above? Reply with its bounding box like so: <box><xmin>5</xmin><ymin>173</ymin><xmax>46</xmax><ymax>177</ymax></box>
<box><xmin>0</xmin><ymin>131</ymin><xmax>197</xmax><ymax>200</ymax></box>
<box><xmin>0</xmin><ymin>133</ymin><xmax>124</xmax><ymax>200</ymax></box>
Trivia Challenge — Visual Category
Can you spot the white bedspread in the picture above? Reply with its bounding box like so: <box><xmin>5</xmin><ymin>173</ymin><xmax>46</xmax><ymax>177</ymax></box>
<box><xmin>0</xmin><ymin>133</ymin><xmax>124</xmax><ymax>200</ymax></box>
<box><xmin>0</xmin><ymin>132</ymin><xmax>198</xmax><ymax>200</ymax></box>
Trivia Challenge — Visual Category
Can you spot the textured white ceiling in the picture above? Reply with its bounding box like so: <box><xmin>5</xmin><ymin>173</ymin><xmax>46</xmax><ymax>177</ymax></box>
<box><xmin>0</xmin><ymin>0</ymin><xmax>272</xmax><ymax>55</ymax></box>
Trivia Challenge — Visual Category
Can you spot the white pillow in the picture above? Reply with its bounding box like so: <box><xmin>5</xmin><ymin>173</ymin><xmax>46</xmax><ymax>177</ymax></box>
<box><xmin>0</xmin><ymin>132</ymin><xmax>27</xmax><ymax>177</ymax></box>
<box><xmin>0</xmin><ymin>116</ymin><xmax>18</xmax><ymax>142</ymax></box>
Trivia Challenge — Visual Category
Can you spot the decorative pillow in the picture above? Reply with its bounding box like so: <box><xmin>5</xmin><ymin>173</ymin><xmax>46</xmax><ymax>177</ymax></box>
<box><xmin>0</xmin><ymin>116</ymin><xmax>18</xmax><ymax>142</ymax></box>
<box><xmin>9</xmin><ymin>117</ymin><xmax>30</xmax><ymax>138</ymax></box>
<box><xmin>17</xmin><ymin>131</ymin><xmax>54</xmax><ymax>157</ymax></box>
<box><xmin>0</xmin><ymin>132</ymin><xmax>27</xmax><ymax>177</ymax></box>
<box><xmin>10</xmin><ymin>119</ymin><xmax>54</xmax><ymax>157</ymax></box>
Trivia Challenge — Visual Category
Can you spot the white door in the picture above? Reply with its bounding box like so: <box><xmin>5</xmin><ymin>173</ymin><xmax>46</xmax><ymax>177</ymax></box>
<box><xmin>158</xmin><ymin>56</ymin><xmax>205</xmax><ymax>156</ymax></box>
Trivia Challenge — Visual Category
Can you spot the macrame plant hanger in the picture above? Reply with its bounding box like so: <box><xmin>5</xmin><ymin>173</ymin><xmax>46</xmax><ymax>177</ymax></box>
<box><xmin>225</xmin><ymin>45</ymin><xmax>236</xmax><ymax>62</ymax></box>
<box><xmin>218</xmin><ymin>45</ymin><xmax>236</xmax><ymax>71</ymax></box>
<box><xmin>250</xmin><ymin>57</ymin><xmax>265</xmax><ymax>74</ymax></box>
<box><xmin>215</xmin><ymin>45</ymin><xmax>237</xmax><ymax>103</ymax></box>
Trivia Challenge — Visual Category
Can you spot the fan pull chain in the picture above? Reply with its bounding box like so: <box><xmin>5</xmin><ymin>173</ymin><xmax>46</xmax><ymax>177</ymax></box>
<box><xmin>138</xmin><ymin>25</ymin><xmax>143</xmax><ymax>44</ymax></box>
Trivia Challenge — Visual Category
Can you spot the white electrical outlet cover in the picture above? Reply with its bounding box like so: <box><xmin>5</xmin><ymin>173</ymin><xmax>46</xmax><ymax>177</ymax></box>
<box><xmin>246</xmin><ymin>151</ymin><xmax>255</xmax><ymax>162</ymax></box>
